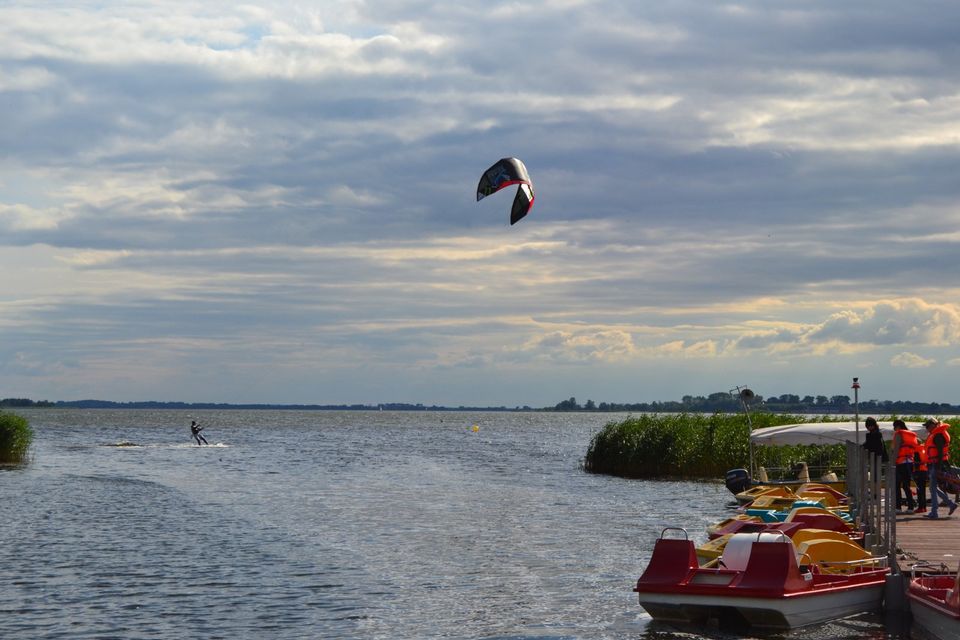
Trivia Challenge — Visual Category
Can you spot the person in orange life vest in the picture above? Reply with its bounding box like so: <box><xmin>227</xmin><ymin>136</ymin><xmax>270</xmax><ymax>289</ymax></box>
<box><xmin>924</xmin><ymin>418</ymin><xmax>956</xmax><ymax>519</ymax></box>
<box><xmin>892</xmin><ymin>420</ymin><xmax>918</xmax><ymax>511</ymax></box>
<box><xmin>913</xmin><ymin>438</ymin><xmax>929</xmax><ymax>513</ymax></box>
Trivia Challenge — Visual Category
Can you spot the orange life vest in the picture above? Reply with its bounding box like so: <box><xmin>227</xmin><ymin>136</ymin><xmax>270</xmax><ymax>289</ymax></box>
<box><xmin>895</xmin><ymin>430</ymin><xmax>919</xmax><ymax>464</ymax></box>
<box><xmin>925</xmin><ymin>422</ymin><xmax>951</xmax><ymax>464</ymax></box>
<box><xmin>914</xmin><ymin>442</ymin><xmax>928</xmax><ymax>471</ymax></box>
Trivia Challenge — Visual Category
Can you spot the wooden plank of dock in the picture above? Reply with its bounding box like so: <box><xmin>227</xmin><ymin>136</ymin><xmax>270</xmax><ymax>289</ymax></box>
<box><xmin>895</xmin><ymin>511</ymin><xmax>960</xmax><ymax>568</ymax></box>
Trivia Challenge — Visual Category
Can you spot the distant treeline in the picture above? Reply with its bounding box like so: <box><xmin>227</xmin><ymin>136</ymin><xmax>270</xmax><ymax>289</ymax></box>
<box><xmin>556</xmin><ymin>392</ymin><xmax>960</xmax><ymax>414</ymax></box>
<box><xmin>0</xmin><ymin>398</ymin><xmax>536</xmax><ymax>411</ymax></box>
<box><xmin>4</xmin><ymin>391</ymin><xmax>960</xmax><ymax>414</ymax></box>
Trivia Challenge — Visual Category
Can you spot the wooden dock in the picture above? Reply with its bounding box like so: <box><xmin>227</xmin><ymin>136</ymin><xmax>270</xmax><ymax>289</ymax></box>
<box><xmin>895</xmin><ymin>511</ymin><xmax>960</xmax><ymax>568</ymax></box>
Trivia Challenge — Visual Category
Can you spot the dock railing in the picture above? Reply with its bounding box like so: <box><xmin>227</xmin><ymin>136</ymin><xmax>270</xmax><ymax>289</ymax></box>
<box><xmin>849</xmin><ymin>441</ymin><xmax>895</xmax><ymax>559</ymax></box>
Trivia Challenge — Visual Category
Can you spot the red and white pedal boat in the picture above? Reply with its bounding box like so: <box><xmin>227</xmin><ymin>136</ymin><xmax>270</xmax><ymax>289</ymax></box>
<box><xmin>635</xmin><ymin>529</ymin><xmax>889</xmax><ymax>630</ymax></box>
<box><xmin>907</xmin><ymin>564</ymin><xmax>960</xmax><ymax>640</ymax></box>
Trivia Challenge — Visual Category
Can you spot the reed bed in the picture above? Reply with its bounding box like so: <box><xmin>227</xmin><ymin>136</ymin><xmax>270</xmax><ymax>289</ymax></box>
<box><xmin>0</xmin><ymin>412</ymin><xmax>33</xmax><ymax>465</ymax></box>
<box><xmin>583</xmin><ymin>413</ymin><xmax>847</xmax><ymax>479</ymax></box>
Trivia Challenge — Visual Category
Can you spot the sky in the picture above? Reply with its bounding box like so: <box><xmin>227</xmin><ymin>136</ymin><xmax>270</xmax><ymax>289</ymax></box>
<box><xmin>2</xmin><ymin>1</ymin><xmax>960</xmax><ymax>407</ymax></box>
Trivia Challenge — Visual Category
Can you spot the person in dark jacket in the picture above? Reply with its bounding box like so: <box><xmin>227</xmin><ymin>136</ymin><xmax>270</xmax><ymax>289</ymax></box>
<box><xmin>862</xmin><ymin>417</ymin><xmax>888</xmax><ymax>462</ymax></box>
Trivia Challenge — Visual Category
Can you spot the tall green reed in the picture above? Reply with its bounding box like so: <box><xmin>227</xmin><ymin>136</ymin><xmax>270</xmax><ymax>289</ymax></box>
<box><xmin>0</xmin><ymin>412</ymin><xmax>33</xmax><ymax>465</ymax></box>
<box><xmin>583</xmin><ymin>413</ymin><xmax>847</xmax><ymax>479</ymax></box>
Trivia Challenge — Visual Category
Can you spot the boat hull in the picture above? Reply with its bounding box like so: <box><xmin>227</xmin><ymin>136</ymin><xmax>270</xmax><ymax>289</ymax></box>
<box><xmin>911</xmin><ymin>601</ymin><xmax>960</xmax><ymax>640</ymax></box>
<box><xmin>635</xmin><ymin>536</ymin><xmax>887</xmax><ymax>631</ymax></box>
<box><xmin>639</xmin><ymin>584</ymin><xmax>885</xmax><ymax>630</ymax></box>
<box><xmin>907</xmin><ymin>575</ymin><xmax>960</xmax><ymax>640</ymax></box>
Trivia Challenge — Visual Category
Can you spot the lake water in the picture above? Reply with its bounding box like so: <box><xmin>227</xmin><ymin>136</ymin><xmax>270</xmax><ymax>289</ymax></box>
<box><xmin>1</xmin><ymin>409</ymin><xmax>910</xmax><ymax>639</ymax></box>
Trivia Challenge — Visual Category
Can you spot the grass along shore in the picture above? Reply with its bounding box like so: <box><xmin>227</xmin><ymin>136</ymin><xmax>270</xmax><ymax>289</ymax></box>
<box><xmin>583</xmin><ymin>413</ymin><xmax>850</xmax><ymax>480</ymax></box>
<box><xmin>0</xmin><ymin>412</ymin><xmax>33</xmax><ymax>465</ymax></box>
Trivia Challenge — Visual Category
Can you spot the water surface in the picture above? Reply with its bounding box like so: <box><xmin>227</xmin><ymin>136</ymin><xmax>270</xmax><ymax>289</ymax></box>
<box><xmin>1</xmin><ymin>409</ymin><xmax>907</xmax><ymax>639</ymax></box>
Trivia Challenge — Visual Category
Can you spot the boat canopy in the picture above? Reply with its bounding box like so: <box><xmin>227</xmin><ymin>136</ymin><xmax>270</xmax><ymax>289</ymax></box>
<box><xmin>750</xmin><ymin>421</ymin><xmax>927</xmax><ymax>446</ymax></box>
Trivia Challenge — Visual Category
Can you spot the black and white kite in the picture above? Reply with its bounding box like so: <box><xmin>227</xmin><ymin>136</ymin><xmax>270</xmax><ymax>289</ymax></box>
<box><xmin>476</xmin><ymin>157</ymin><xmax>535</xmax><ymax>225</ymax></box>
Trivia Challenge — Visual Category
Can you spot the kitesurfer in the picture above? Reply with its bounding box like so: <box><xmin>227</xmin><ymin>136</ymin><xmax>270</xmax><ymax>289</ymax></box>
<box><xmin>924</xmin><ymin>418</ymin><xmax>956</xmax><ymax>519</ymax></box>
<box><xmin>190</xmin><ymin>420</ymin><xmax>209</xmax><ymax>446</ymax></box>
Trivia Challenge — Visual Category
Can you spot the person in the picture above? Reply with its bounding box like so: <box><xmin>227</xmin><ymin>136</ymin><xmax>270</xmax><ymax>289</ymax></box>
<box><xmin>190</xmin><ymin>420</ymin><xmax>209</xmax><ymax>446</ymax></box>
<box><xmin>892</xmin><ymin>420</ymin><xmax>917</xmax><ymax>512</ymax></box>
<box><xmin>862</xmin><ymin>417</ymin><xmax>888</xmax><ymax>463</ymax></box>
<box><xmin>924</xmin><ymin>418</ymin><xmax>956</xmax><ymax>519</ymax></box>
<box><xmin>913</xmin><ymin>437</ymin><xmax>928</xmax><ymax>513</ymax></box>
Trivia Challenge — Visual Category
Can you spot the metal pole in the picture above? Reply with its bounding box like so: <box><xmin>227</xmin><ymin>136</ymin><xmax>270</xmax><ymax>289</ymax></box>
<box><xmin>732</xmin><ymin>386</ymin><xmax>755</xmax><ymax>478</ymax></box>
<box><xmin>888</xmin><ymin>437</ymin><xmax>898</xmax><ymax>564</ymax></box>
<box><xmin>852</xmin><ymin>377</ymin><xmax>860</xmax><ymax>445</ymax></box>
<box><xmin>851</xmin><ymin>377</ymin><xmax>862</xmax><ymax>529</ymax></box>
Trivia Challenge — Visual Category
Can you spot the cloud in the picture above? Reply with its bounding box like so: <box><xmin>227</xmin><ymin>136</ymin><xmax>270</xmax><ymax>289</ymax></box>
<box><xmin>732</xmin><ymin>299</ymin><xmax>960</xmax><ymax>356</ymax></box>
<box><xmin>650</xmin><ymin>340</ymin><xmax>720</xmax><ymax>358</ymax></box>
<box><xmin>890</xmin><ymin>352</ymin><xmax>935</xmax><ymax>368</ymax></box>
<box><xmin>506</xmin><ymin>329</ymin><xmax>637</xmax><ymax>364</ymax></box>
<box><xmin>0</xmin><ymin>202</ymin><xmax>67</xmax><ymax>231</ymax></box>
<box><xmin>4</xmin><ymin>2</ymin><xmax>960</xmax><ymax>405</ymax></box>
<box><xmin>807</xmin><ymin>300</ymin><xmax>960</xmax><ymax>346</ymax></box>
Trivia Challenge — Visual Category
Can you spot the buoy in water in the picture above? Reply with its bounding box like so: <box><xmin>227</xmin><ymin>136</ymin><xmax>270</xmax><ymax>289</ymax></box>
<box><xmin>471</xmin><ymin>424</ymin><xmax>479</xmax><ymax>433</ymax></box>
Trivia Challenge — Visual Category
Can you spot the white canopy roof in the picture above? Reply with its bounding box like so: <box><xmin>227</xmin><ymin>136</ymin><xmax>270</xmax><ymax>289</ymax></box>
<box><xmin>749</xmin><ymin>421</ymin><xmax>928</xmax><ymax>446</ymax></box>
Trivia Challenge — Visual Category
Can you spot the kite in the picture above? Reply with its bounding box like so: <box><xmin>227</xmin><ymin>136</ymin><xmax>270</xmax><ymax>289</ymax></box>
<box><xmin>476</xmin><ymin>157</ymin><xmax>535</xmax><ymax>225</ymax></box>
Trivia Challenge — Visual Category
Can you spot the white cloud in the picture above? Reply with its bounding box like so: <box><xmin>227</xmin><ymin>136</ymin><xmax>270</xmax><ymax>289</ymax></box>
<box><xmin>890</xmin><ymin>352</ymin><xmax>935</xmax><ymax>368</ymax></box>
<box><xmin>731</xmin><ymin>299</ymin><xmax>960</xmax><ymax>357</ymax></box>
<box><xmin>807</xmin><ymin>300</ymin><xmax>960</xmax><ymax>346</ymax></box>
<box><xmin>650</xmin><ymin>340</ymin><xmax>720</xmax><ymax>358</ymax></box>
<box><xmin>0</xmin><ymin>203</ymin><xmax>66</xmax><ymax>230</ymax></box>
<box><xmin>507</xmin><ymin>329</ymin><xmax>636</xmax><ymax>364</ymax></box>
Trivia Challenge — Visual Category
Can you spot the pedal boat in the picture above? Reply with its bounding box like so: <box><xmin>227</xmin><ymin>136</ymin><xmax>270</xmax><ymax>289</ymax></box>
<box><xmin>907</xmin><ymin>564</ymin><xmax>960</xmax><ymax>640</ymax></box>
<box><xmin>708</xmin><ymin>507</ymin><xmax>860</xmax><ymax>542</ymax></box>
<box><xmin>635</xmin><ymin>529</ymin><xmax>888</xmax><ymax>630</ymax></box>
<box><xmin>697</xmin><ymin>527</ymin><xmax>868</xmax><ymax>566</ymax></box>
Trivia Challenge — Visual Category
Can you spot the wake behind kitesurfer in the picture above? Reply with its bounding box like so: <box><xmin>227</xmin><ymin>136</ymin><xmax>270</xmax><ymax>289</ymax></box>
<box><xmin>190</xmin><ymin>420</ymin><xmax>209</xmax><ymax>446</ymax></box>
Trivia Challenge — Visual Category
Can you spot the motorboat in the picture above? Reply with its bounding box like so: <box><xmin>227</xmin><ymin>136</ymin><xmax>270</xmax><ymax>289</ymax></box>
<box><xmin>732</xmin><ymin>480</ymin><xmax>849</xmax><ymax>508</ymax></box>
<box><xmin>726</xmin><ymin>466</ymin><xmax>846</xmax><ymax>501</ymax></box>
<box><xmin>635</xmin><ymin>529</ymin><xmax>888</xmax><ymax>630</ymax></box>
<box><xmin>907</xmin><ymin>564</ymin><xmax>960</xmax><ymax>640</ymax></box>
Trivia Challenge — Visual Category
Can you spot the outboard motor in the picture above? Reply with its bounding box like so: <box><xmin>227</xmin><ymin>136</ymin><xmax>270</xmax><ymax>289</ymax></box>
<box><xmin>725</xmin><ymin>468</ymin><xmax>751</xmax><ymax>495</ymax></box>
